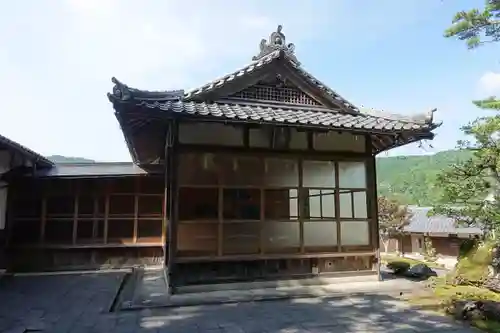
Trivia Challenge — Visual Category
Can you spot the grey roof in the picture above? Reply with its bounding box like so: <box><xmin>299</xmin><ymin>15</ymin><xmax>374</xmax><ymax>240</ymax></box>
<box><xmin>404</xmin><ymin>207</ymin><xmax>482</xmax><ymax>235</ymax></box>
<box><xmin>183</xmin><ymin>49</ymin><xmax>360</xmax><ymax>114</ymax></box>
<box><xmin>138</xmin><ymin>100</ymin><xmax>437</xmax><ymax>134</ymax></box>
<box><xmin>0</xmin><ymin>134</ymin><xmax>53</xmax><ymax>168</ymax></box>
<box><xmin>108</xmin><ymin>51</ymin><xmax>440</xmax><ymax>134</ymax></box>
<box><xmin>34</xmin><ymin>162</ymin><xmax>149</xmax><ymax>178</ymax></box>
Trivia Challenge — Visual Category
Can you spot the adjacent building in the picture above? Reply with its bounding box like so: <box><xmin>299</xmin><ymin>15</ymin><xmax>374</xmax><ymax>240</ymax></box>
<box><xmin>383</xmin><ymin>207</ymin><xmax>482</xmax><ymax>257</ymax></box>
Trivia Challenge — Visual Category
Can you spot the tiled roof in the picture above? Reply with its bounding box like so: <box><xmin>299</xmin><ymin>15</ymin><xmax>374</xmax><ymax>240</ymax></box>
<box><xmin>0</xmin><ymin>134</ymin><xmax>53</xmax><ymax>168</ymax></box>
<box><xmin>34</xmin><ymin>162</ymin><xmax>149</xmax><ymax>178</ymax></box>
<box><xmin>184</xmin><ymin>50</ymin><xmax>281</xmax><ymax>99</ymax></box>
<box><xmin>404</xmin><ymin>207</ymin><xmax>482</xmax><ymax>235</ymax></box>
<box><xmin>182</xmin><ymin>50</ymin><xmax>361</xmax><ymax>113</ymax></box>
<box><xmin>138</xmin><ymin>100</ymin><xmax>437</xmax><ymax>133</ymax></box>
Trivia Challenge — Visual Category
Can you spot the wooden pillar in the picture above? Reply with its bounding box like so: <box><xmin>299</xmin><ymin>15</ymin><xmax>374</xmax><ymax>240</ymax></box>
<box><xmin>365</xmin><ymin>135</ymin><xmax>381</xmax><ymax>280</ymax></box>
<box><xmin>165</xmin><ymin>119</ymin><xmax>179</xmax><ymax>294</ymax></box>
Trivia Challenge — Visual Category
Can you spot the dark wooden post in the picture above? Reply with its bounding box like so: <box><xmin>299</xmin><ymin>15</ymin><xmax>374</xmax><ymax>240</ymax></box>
<box><xmin>365</xmin><ymin>135</ymin><xmax>381</xmax><ymax>280</ymax></box>
<box><xmin>165</xmin><ymin>119</ymin><xmax>179</xmax><ymax>294</ymax></box>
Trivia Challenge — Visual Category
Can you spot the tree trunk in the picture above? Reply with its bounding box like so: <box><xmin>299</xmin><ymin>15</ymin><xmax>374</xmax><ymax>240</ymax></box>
<box><xmin>382</xmin><ymin>239</ymin><xmax>389</xmax><ymax>253</ymax></box>
<box><xmin>400</xmin><ymin>234</ymin><xmax>405</xmax><ymax>257</ymax></box>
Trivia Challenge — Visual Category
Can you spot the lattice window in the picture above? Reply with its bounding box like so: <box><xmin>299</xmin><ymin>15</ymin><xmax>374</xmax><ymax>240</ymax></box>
<box><xmin>229</xmin><ymin>85</ymin><xmax>321</xmax><ymax>106</ymax></box>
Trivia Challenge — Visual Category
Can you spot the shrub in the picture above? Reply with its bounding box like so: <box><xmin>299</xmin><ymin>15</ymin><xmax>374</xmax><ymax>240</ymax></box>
<box><xmin>459</xmin><ymin>238</ymin><xmax>478</xmax><ymax>260</ymax></box>
<box><xmin>453</xmin><ymin>242</ymin><xmax>493</xmax><ymax>286</ymax></box>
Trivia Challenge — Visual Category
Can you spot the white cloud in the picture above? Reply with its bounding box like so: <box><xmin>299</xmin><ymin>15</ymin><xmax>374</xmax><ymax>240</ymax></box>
<box><xmin>477</xmin><ymin>72</ymin><xmax>500</xmax><ymax>97</ymax></box>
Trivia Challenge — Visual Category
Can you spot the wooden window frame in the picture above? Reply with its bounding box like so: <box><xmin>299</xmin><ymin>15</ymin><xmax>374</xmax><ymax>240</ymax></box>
<box><xmin>176</xmin><ymin>152</ymin><xmax>373</xmax><ymax>260</ymax></box>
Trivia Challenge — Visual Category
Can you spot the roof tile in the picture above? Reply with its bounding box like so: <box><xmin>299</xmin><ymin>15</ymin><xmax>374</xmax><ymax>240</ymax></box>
<box><xmin>404</xmin><ymin>207</ymin><xmax>482</xmax><ymax>235</ymax></box>
<box><xmin>138</xmin><ymin>100</ymin><xmax>436</xmax><ymax>133</ymax></box>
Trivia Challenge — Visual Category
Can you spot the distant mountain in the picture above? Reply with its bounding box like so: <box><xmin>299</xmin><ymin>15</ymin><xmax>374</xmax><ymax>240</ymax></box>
<box><xmin>376</xmin><ymin>149</ymin><xmax>473</xmax><ymax>206</ymax></box>
<box><xmin>47</xmin><ymin>155</ymin><xmax>96</xmax><ymax>164</ymax></box>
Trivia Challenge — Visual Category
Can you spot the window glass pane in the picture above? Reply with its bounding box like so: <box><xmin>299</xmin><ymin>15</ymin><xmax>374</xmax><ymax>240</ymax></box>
<box><xmin>265</xmin><ymin>189</ymin><xmax>298</xmax><ymax>220</ymax></box>
<box><xmin>179</xmin><ymin>188</ymin><xmax>218</xmax><ymax>220</ymax></box>
<box><xmin>340</xmin><ymin>221</ymin><xmax>370</xmax><ymax>246</ymax></box>
<box><xmin>303</xmin><ymin>161</ymin><xmax>335</xmax><ymax>187</ymax></box>
<box><xmin>264</xmin><ymin>158</ymin><xmax>298</xmax><ymax>187</ymax></box>
<box><xmin>339</xmin><ymin>192</ymin><xmax>352</xmax><ymax>218</ymax></box>
<box><xmin>353</xmin><ymin>191</ymin><xmax>367</xmax><ymax>218</ymax></box>
<box><xmin>263</xmin><ymin>222</ymin><xmax>300</xmax><ymax>249</ymax></box>
<box><xmin>219</xmin><ymin>155</ymin><xmax>264</xmax><ymax>186</ymax></box>
<box><xmin>303</xmin><ymin>221</ymin><xmax>337</xmax><ymax>246</ymax></box>
<box><xmin>304</xmin><ymin>189</ymin><xmax>335</xmax><ymax>219</ymax></box>
<box><xmin>338</xmin><ymin>162</ymin><xmax>366</xmax><ymax>188</ymax></box>
<box><xmin>222</xmin><ymin>222</ymin><xmax>259</xmax><ymax>254</ymax></box>
<box><xmin>223</xmin><ymin>189</ymin><xmax>260</xmax><ymax>220</ymax></box>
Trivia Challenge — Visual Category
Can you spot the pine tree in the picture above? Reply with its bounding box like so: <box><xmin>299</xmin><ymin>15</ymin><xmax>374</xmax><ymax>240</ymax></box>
<box><xmin>433</xmin><ymin>1</ymin><xmax>500</xmax><ymax>237</ymax></box>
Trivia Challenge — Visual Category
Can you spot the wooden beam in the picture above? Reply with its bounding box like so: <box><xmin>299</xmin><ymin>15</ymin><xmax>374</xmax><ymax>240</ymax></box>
<box><xmin>39</xmin><ymin>197</ymin><xmax>47</xmax><ymax>244</ymax></box>
<box><xmin>218</xmin><ymin>187</ymin><xmax>223</xmax><ymax>256</ymax></box>
<box><xmin>72</xmin><ymin>193</ymin><xmax>79</xmax><ymax>245</ymax></box>
<box><xmin>133</xmin><ymin>195</ymin><xmax>139</xmax><ymax>244</ymax></box>
<box><xmin>334</xmin><ymin>162</ymin><xmax>341</xmax><ymax>252</ymax></box>
<box><xmin>298</xmin><ymin>158</ymin><xmax>304</xmax><ymax>253</ymax></box>
<box><xmin>103</xmin><ymin>180</ymin><xmax>110</xmax><ymax>244</ymax></box>
<box><xmin>166</xmin><ymin>119</ymin><xmax>179</xmax><ymax>294</ymax></box>
<box><xmin>92</xmin><ymin>196</ymin><xmax>99</xmax><ymax>242</ymax></box>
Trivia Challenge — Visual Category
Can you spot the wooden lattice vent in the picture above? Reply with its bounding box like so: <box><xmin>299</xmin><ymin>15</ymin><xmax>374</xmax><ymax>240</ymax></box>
<box><xmin>228</xmin><ymin>76</ymin><xmax>321</xmax><ymax>106</ymax></box>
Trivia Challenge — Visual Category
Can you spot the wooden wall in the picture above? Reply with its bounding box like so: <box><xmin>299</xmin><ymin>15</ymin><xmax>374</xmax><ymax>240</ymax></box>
<box><xmin>6</xmin><ymin>176</ymin><xmax>165</xmax><ymax>271</ymax></box>
<box><xmin>175</xmin><ymin>152</ymin><xmax>376</xmax><ymax>261</ymax></box>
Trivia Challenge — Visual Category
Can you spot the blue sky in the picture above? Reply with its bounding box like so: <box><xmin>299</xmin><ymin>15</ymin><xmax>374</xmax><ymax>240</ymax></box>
<box><xmin>1</xmin><ymin>0</ymin><xmax>499</xmax><ymax>161</ymax></box>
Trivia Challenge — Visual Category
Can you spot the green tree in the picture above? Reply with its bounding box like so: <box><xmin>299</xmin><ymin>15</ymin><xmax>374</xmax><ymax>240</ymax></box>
<box><xmin>378</xmin><ymin>196</ymin><xmax>412</xmax><ymax>253</ymax></box>
<box><xmin>444</xmin><ymin>0</ymin><xmax>500</xmax><ymax>50</ymax></box>
<box><xmin>433</xmin><ymin>1</ymin><xmax>500</xmax><ymax>237</ymax></box>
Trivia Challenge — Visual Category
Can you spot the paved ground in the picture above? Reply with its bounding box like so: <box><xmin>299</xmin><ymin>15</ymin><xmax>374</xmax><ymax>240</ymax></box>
<box><xmin>0</xmin><ymin>272</ymin><xmax>478</xmax><ymax>333</ymax></box>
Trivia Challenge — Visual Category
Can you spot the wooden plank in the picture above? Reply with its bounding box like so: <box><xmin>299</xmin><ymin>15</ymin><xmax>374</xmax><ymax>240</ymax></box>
<box><xmin>178</xmin><ymin>144</ymin><xmax>373</xmax><ymax>160</ymax></box>
<box><xmin>166</xmin><ymin>120</ymin><xmax>180</xmax><ymax>294</ymax></box>
<box><xmin>39</xmin><ymin>197</ymin><xmax>47</xmax><ymax>244</ymax></box>
<box><xmin>334</xmin><ymin>162</ymin><xmax>341</xmax><ymax>252</ymax></box>
<box><xmin>72</xmin><ymin>182</ymin><xmax>79</xmax><ymax>245</ymax></box>
<box><xmin>176</xmin><ymin>251</ymin><xmax>377</xmax><ymax>263</ymax></box>
<box><xmin>298</xmin><ymin>158</ymin><xmax>304</xmax><ymax>253</ymax></box>
<box><xmin>9</xmin><ymin>242</ymin><xmax>163</xmax><ymax>250</ymax></box>
<box><xmin>92</xmin><ymin>196</ymin><xmax>99</xmax><ymax>242</ymax></box>
<box><xmin>103</xmin><ymin>181</ymin><xmax>110</xmax><ymax>244</ymax></box>
<box><xmin>259</xmin><ymin>188</ymin><xmax>264</xmax><ymax>254</ymax></box>
<box><xmin>217</xmin><ymin>187</ymin><xmax>223</xmax><ymax>256</ymax></box>
<box><xmin>133</xmin><ymin>195</ymin><xmax>139</xmax><ymax>244</ymax></box>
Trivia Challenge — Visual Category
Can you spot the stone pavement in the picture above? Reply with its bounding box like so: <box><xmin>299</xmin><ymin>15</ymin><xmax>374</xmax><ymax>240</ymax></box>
<box><xmin>0</xmin><ymin>271</ymin><xmax>480</xmax><ymax>332</ymax></box>
<box><xmin>125</xmin><ymin>269</ymin><xmax>426</xmax><ymax>309</ymax></box>
<box><xmin>0</xmin><ymin>271</ymin><xmax>126</xmax><ymax>332</ymax></box>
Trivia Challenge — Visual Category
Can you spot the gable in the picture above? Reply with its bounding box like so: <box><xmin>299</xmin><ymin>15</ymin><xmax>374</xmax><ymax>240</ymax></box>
<box><xmin>225</xmin><ymin>74</ymin><xmax>323</xmax><ymax>107</ymax></box>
